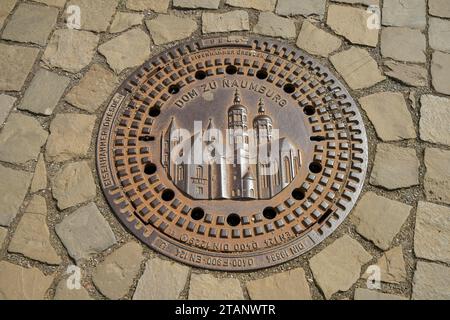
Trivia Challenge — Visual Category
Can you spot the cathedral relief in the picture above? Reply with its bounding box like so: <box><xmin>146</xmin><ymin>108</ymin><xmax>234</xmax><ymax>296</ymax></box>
<box><xmin>161</xmin><ymin>90</ymin><xmax>301</xmax><ymax>200</ymax></box>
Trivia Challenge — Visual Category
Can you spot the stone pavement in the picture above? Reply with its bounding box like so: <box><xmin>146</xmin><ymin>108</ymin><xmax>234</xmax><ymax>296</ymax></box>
<box><xmin>0</xmin><ymin>0</ymin><xmax>449</xmax><ymax>300</ymax></box>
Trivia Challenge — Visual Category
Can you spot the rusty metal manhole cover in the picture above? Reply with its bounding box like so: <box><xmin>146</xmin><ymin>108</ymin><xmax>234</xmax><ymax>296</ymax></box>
<box><xmin>96</xmin><ymin>36</ymin><xmax>368</xmax><ymax>271</ymax></box>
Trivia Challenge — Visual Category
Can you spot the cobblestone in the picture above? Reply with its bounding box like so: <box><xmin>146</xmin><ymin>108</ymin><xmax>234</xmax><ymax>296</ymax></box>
<box><xmin>66</xmin><ymin>64</ymin><xmax>118</xmax><ymax>113</ymax></box>
<box><xmin>420</xmin><ymin>95</ymin><xmax>450</xmax><ymax>146</ymax></box>
<box><xmin>133</xmin><ymin>257</ymin><xmax>190</xmax><ymax>300</ymax></box>
<box><xmin>67</xmin><ymin>0</ymin><xmax>118</xmax><ymax>32</ymax></box>
<box><xmin>352</xmin><ymin>192</ymin><xmax>412</xmax><ymax>250</ymax></box>
<box><xmin>0</xmin><ymin>165</ymin><xmax>32</xmax><ymax>227</ymax></box>
<box><xmin>382</xmin><ymin>0</ymin><xmax>426</xmax><ymax>30</ymax></box>
<box><xmin>2</xmin><ymin>3</ymin><xmax>58</xmax><ymax>46</ymax></box>
<box><xmin>55</xmin><ymin>202</ymin><xmax>116</xmax><ymax>261</ymax></box>
<box><xmin>327</xmin><ymin>5</ymin><xmax>378</xmax><ymax>47</ymax></box>
<box><xmin>126</xmin><ymin>0</ymin><xmax>170</xmax><ymax>12</ymax></box>
<box><xmin>413</xmin><ymin>262</ymin><xmax>450</xmax><ymax>300</ymax></box>
<box><xmin>359</xmin><ymin>92</ymin><xmax>415</xmax><ymax>141</ymax></box>
<box><xmin>431</xmin><ymin>51</ymin><xmax>450</xmax><ymax>95</ymax></box>
<box><xmin>0</xmin><ymin>113</ymin><xmax>48</xmax><ymax>165</ymax></box>
<box><xmin>0</xmin><ymin>44</ymin><xmax>39</xmax><ymax>91</ymax></box>
<box><xmin>381</xmin><ymin>27</ymin><xmax>427</xmax><ymax>63</ymax></box>
<box><xmin>99</xmin><ymin>29</ymin><xmax>151</xmax><ymax>73</ymax></box>
<box><xmin>46</xmin><ymin>113</ymin><xmax>96</xmax><ymax>162</ymax></box>
<box><xmin>429</xmin><ymin>18</ymin><xmax>450</xmax><ymax>53</ymax></box>
<box><xmin>414</xmin><ymin>201</ymin><xmax>450</xmax><ymax>264</ymax></box>
<box><xmin>370</xmin><ymin>144</ymin><xmax>419</xmax><ymax>190</ymax></box>
<box><xmin>52</xmin><ymin>161</ymin><xmax>97</xmax><ymax>210</ymax></box>
<box><xmin>92</xmin><ymin>242</ymin><xmax>144</xmax><ymax>299</ymax></box>
<box><xmin>309</xmin><ymin>235</ymin><xmax>372</xmax><ymax>299</ymax></box>
<box><xmin>0</xmin><ymin>95</ymin><xmax>16</xmax><ymax>126</ymax></box>
<box><xmin>19</xmin><ymin>69</ymin><xmax>71</xmax><ymax>116</ymax></box>
<box><xmin>0</xmin><ymin>261</ymin><xmax>54</xmax><ymax>300</ymax></box>
<box><xmin>330</xmin><ymin>48</ymin><xmax>385</xmax><ymax>90</ymax></box>
<box><xmin>246</xmin><ymin>268</ymin><xmax>311</xmax><ymax>300</ymax></box>
<box><xmin>253</xmin><ymin>12</ymin><xmax>296</xmax><ymax>39</ymax></box>
<box><xmin>384</xmin><ymin>61</ymin><xmax>428</xmax><ymax>87</ymax></box>
<box><xmin>296</xmin><ymin>20</ymin><xmax>342</xmax><ymax>57</ymax></box>
<box><xmin>8</xmin><ymin>195</ymin><xmax>61</xmax><ymax>265</ymax></box>
<box><xmin>189</xmin><ymin>274</ymin><xmax>244</xmax><ymax>300</ymax></box>
<box><xmin>202</xmin><ymin>11</ymin><xmax>249</xmax><ymax>33</ymax></box>
<box><xmin>43</xmin><ymin>29</ymin><xmax>99</xmax><ymax>73</ymax></box>
<box><xmin>145</xmin><ymin>15</ymin><xmax>197</xmax><ymax>45</ymax></box>
<box><xmin>276</xmin><ymin>0</ymin><xmax>326</xmax><ymax>17</ymax></box>
<box><xmin>424</xmin><ymin>148</ymin><xmax>450</xmax><ymax>205</ymax></box>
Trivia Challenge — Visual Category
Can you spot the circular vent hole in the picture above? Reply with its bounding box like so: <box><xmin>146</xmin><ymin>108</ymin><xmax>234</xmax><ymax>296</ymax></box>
<box><xmin>292</xmin><ymin>188</ymin><xmax>305</xmax><ymax>201</ymax></box>
<box><xmin>226</xmin><ymin>65</ymin><xmax>237</xmax><ymax>75</ymax></box>
<box><xmin>304</xmin><ymin>105</ymin><xmax>315</xmax><ymax>116</ymax></box>
<box><xmin>144</xmin><ymin>163</ymin><xmax>157</xmax><ymax>175</ymax></box>
<box><xmin>309</xmin><ymin>161</ymin><xmax>323</xmax><ymax>174</ymax></box>
<box><xmin>148</xmin><ymin>106</ymin><xmax>160</xmax><ymax>117</ymax></box>
<box><xmin>191</xmin><ymin>207</ymin><xmax>205</xmax><ymax>220</ymax></box>
<box><xmin>283</xmin><ymin>83</ymin><xmax>296</xmax><ymax>94</ymax></box>
<box><xmin>227</xmin><ymin>213</ymin><xmax>241</xmax><ymax>226</ymax></box>
<box><xmin>168</xmin><ymin>84</ymin><xmax>180</xmax><ymax>94</ymax></box>
<box><xmin>263</xmin><ymin>207</ymin><xmax>277</xmax><ymax>220</ymax></box>
<box><xmin>256</xmin><ymin>69</ymin><xmax>268</xmax><ymax>80</ymax></box>
<box><xmin>161</xmin><ymin>189</ymin><xmax>175</xmax><ymax>201</ymax></box>
<box><xmin>195</xmin><ymin>70</ymin><xmax>207</xmax><ymax>80</ymax></box>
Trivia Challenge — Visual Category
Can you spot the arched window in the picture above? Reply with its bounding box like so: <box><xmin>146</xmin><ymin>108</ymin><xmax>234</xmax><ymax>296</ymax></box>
<box><xmin>293</xmin><ymin>157</ymin><xmax>299</xmax><ymax>176</ymax></box>
<box><xmin>196</xmin><ymin>166</ymin><xmax>203</xmax><ymax>179</ymax></box>
<box><xmin>177</xmin><ymin>165</ymin><xmax>184</xmax><ymax>181</ymax></box>
<box><xmin>284</xmin><ymin>156</ymin><xmax>291</xmax><ymax>183</ymax></box>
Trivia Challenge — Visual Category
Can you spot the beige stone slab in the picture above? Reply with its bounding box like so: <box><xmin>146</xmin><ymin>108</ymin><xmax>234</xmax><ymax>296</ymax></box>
<box><xmin>296</xmin><ymin>20</ymin><xmax>341</xmax><ymax>57</ymax></box>
<box><xmin>2</xmin><ymin>3</ymin><xmax>59</xmax><ymax>46</ymax></box>
<box><xmin>420</xmin><ymin>95</ymin><xmax>450</xmax><ymax>146</ymax></box>
<box><xmin>93</xmin><ymin>242</ymin><xmax>144</xmax><ymax>299</ymax></box>
<box><xmin>0</xmin><ymin>165</ymin><xmax>32</xmax><ymax>227</ymax></box>
<box><xmin>126</xmin><ymin>0</ymin><xmax>170</xmax><ymax>12</ymax></box>
<box><xmin>189</xmin><ymin>274</ymin><xmax>244</xmax><ymax>300</ymax></box>
<box><xmin>145</xmin><ymin>15</ymin><xmax>197</xmax><ymax>45</ymax></box>
<box><xmin>0</xmin><ymin>44</ymin><xmax>39</xmax><ymax>91</ymax></box>
<box><xmin>330</xmin><ymin>47</ymin><xmax>385</xmax><ymax>90</ymax></box>
<box><xmin>246</xmin><ymin>268</ymin><xmax>311</xmax><ymax>300</ymax></box>
<box><xmin>46</xmin><ymin>113</ymin><xmax>96</xmax><ymax>162</ymax></box>
<box><xmin>309</xmin><ymin>235</ymin><xmax>372</xmax><ymax>299</ymax></box>
<box><xmin>0</xmin><ymin>113</ymin><xmax>48</xmax><ymax>165</ymax></box>
<box><xmin>8</xmin><ymin>195</ymin><xmax>61</xmax><ymax>265</ymax></box>
<box><xmin>52</xmin><ymin>162</ymin><xmax>97</xmax><ymax>210</ymax></box>
<box><xmin>226</xmin><ymin>0</ymin><xmax>276</xmax><ymax>11</ymax></box>
<box><xmin>352</xmin><ymin>192</ymin><xmax>412</xmax><ymax>250</ymax></box>
<box><xmin>42</xmin><ymin>29</ymin><xmax>99</xmax><ymax>73</ymax></box>
<box><xmin>431</xmin><ymin>51</ymin><xmax>450</xmax><ymax>95</ymax></box>
<box><xmin>370</xmin><ymin>144</ymin><xmax>419</xmax><ymax>190</ymax></box>
<box><xmin>359</xmin><ymin>92</ymin><xmax>415</xmax><ymax>141</ymax></box>
<box><xmin>327</xmin><ymin>5</ymin><xmax>378</xmax><ymax>47</ymax></box>
<box><xmin>202</xmin><ymin>11</ymin><xmax>249</xmax><ymax>33</ymax></box>
<box><xmin>424</xmin><ymin>148</ymin><xmax>450</xmax><ymax>205</ymax></box>
<box><xmin>133</xmin><ymin>257</ymin><xmax>190</xmax><ymax>300</ymax></box>
<box><xmin>414</xmin><ymin>201</ymin><xmax>450</xmax><ymax>264</ymax></box>
<box><xmin>19</xmin><ymin>68</ymin><xmax>71</xmax><ymax>116</ymax></box>
<box><xmin>253</xmin><ymin>12</ymin><xmax>296</xmax><ymax>39</ymax></box>
<box><xmin>99</xmin><ymin>28</ymin><xmax>151</xmax><ymax>73</ymax></box>
<box><xmin>0</xmin><ymin>261</ymin><xmax>54</xmax><ymax>300</ymax></box>
<box><xmin>413</xmin><ymin>261</ymin><xmax>450</xmax><ymax>300</ymax></box>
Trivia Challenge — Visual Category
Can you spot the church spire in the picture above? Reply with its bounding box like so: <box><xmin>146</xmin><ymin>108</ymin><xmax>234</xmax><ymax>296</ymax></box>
<box><xmin>234</xmin><ymin>89</ymin><xmax>241</xmax><ymax>104</ymax></box>
<box><xmin>258</xmin><ymin>98</ymin><xmax>265</xmax><ymax>114</ymax></box>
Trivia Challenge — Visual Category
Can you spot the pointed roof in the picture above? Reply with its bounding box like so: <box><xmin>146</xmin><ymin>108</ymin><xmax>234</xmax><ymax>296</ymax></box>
<box><xmin>228</xmin><ymin>89</ymin><xmax>248</xmax><ymax>113</ymax></box>
<box><xmin>243</xmin><ymin>166</ymin><xmax>256</xmax><ymax>180</ymax></box>
<box><xmin>254</xmin><ymin>98</ymin><xmax>272</xmax><ymax>123</ymax></box>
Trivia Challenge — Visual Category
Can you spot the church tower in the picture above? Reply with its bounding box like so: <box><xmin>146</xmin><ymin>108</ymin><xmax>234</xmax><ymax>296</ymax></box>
<box><xmin>227</xmin><ymin>89</ymin><xmax>250</xmax><ymax>199</ymax></box>
<box><xmin>253</xmin><ymin>99</ymin><xmax>275</xmax><ymax>199</ymax></box>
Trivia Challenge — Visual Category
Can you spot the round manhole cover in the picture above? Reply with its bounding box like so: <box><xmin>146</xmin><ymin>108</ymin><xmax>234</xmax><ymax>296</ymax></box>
<box><xmin>96</xmin><ymin>36</ymin><xmax>368</xmax><ymax>271</ymax></box>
